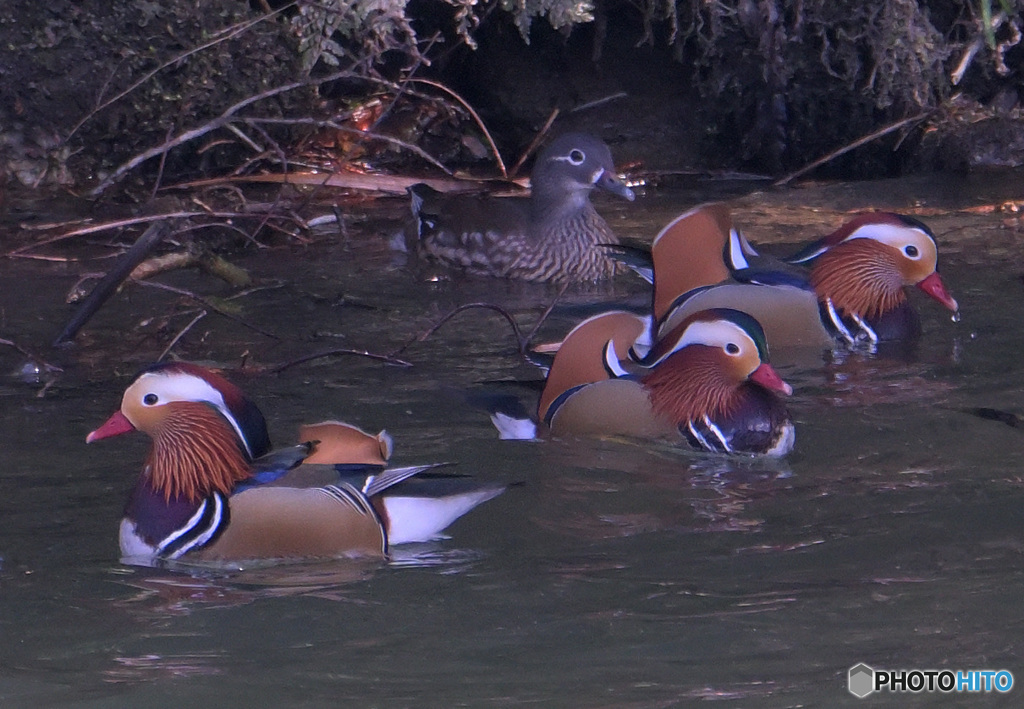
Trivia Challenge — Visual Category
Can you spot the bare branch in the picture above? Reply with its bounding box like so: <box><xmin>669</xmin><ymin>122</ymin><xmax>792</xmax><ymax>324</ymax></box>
<box><xmin>158</xmin><ymin>310</ymin><xmax>209</xmax><ymax>362</ymax></box>
<box><xmin>387</xmin><ymin>302</ymin><xmax>527</xmax><ymax>360</ymax></box>
<box><xmin>134</xmin><ymin>280</ymin><xmax>281</xmax><ymax>340</ymax></box>
<box><xmin>773</xmin><ymin>111</ymin><xmax>933</xmax><ymax>186</ymax></box>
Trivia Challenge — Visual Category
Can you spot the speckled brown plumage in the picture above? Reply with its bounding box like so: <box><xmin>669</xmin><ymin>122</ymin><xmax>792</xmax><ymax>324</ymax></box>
<box><xmin>410</xmin><ymin>132</ymin><xmax>634</xmax><ymax>283</ymax></box>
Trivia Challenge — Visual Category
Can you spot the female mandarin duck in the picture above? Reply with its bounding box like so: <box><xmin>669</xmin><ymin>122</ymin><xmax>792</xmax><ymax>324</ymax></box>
<box><xmin>496</xmin><ymin>308</ymin><xmax>795</xmax><ymax>456</ymax></box>
<box><xmin>408</xmin><ymin>132</ymin><xmax>635</xmax><ymax>282</ymax></box>
<box><xmin>87</xmin><ymin>362</ymin><xmax>503</xmax><ymax>564</ymax></box>
<box><xmin>641</xmin><ymin>204</ymin><xmax>959</xmax><ymax>351</ymax></box>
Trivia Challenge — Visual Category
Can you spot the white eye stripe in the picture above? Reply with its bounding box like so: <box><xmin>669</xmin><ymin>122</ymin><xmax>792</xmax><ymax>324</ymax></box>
<box><xmin>126</xmin><ymin>371</ymin><xmax>253</xmax><ymax>457</ymax></box>
<box><xmin>131</xmin><ymin>371</ymin><xmax>226</xmax><ymax>408</ymax></box>
<box><xmin>845</xmin><ymin>223</ymin><xmax>933</xmax><ymax>259</ymax></box>
<box><xmin>678</xmin><ymin>321</ymin><xmax>754</xmax><ymax>352</ymax></box>
<box><xmin>553</xmin><ymin>150</ymin><xmax>587</xmax><ymax>166</ymax></box>
<box><xmin>653</xmin><ymin>320</ymin><xmax>756</xmax><ymax>364</ymax></box>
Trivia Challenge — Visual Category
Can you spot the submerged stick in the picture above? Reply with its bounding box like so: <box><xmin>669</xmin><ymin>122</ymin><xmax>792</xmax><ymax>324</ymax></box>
<box><xmin>0</xmin><ymin>337</ymin><xmax>64</xmax><ymax>375</ymax></box>
<box><xmin>53</xmin><ymin>221</ymin><xmax>171</xmax><ymax>346</ymax></box>
<box><xmin>157</xmin><ymin>310</ymin><xmax>208</xmax><ymax>362</ymax></box>
<box><xmin>269</xmin><ymin>348</ymin><xmax>414</xmax><ymax>373</ymax></box>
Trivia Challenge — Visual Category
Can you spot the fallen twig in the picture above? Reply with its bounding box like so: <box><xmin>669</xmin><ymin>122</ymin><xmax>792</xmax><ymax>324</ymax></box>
<box><xmin>88</xmin><ymin>66</ymin><xmax>383</xmax><ymax>197</ymax></box>
<box><xmin>265</xmin><ymin>292</ymin><xmax>562</xmax><ymax>376</ymax></box>
<box><xmin>387</xmin><ymin>302</ymin><xmax>528</xmax><ymax>360</ymax></box>
<box><xmin>0</xmin><ymin>337</ymin><xmax>64</xmax><ymax>374</ymax></box>
<box><xmin>134</xmin><ymin>280</ymin><xmax>281</xmax><ymax>340</ymax></box>
<box><xmin>268</xmin><ymin>348</ymin><xmax>414</xmax><ymax>373</ymax></box>
<box><xmin>570</xmin><ymin>92</ymin><xmax>628</xmax><ymax>113</ymax></box>
<box><xmin>773</xmin><ymin>111</ymin><xmax>934</xmax><ymax>186</ymax></box>
<box><xmin>522</xmin><ymin>284</ymin><xmax>569</xmax><ymax>346</ymax></box>
<box><xmin>240</xmin><ymin>117</ymin><xmax>453</xmax><ymax>175</ymax></box>
<box><xmin>158</xmin><ymin>310</ymin><xmax>208</xmax><ymax>362</ymax></box>
<box><xmin>130</xmin><ymin>250</ymin><xmax>252</xmax><ymax>288</ymax></box>
<box><xmin>9</xmin><ymin>208</ymin><xmax>309</xmax><ymax>259</ymax></box>
<box><xmin>509</xmin><ymin>109</ymin><xmax>560</xmax><ymax>180</ymax></box>
<box><xmin>168</xmin><ymin>171</ymin><xmax>507</xmax><ymax>196</ymax></box>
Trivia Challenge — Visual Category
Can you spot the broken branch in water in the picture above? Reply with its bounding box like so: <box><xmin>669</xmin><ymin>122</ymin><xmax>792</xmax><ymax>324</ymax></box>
<box><xmin>157</xmin><ymin>310</ymin><xmax>208</xmax><ymax>362</ymax></box>
<box><xmin>53</xmin><ymin>221</ymin><xmax>171</xmax><ymax>346</ymax></box>
<box><xmin>523</xmin><ymin>284</ymin><xmax>569</xmax><ymax>346</ymax></box>
<box><xmin>129</xmin><ymin>250</ymin><xmax>252</xmax><ymax>287</ymax></box>
<box><xmin>266</xmin><ymin>293</ymin><xmax>565</xmax><ymax>375</ymax></box>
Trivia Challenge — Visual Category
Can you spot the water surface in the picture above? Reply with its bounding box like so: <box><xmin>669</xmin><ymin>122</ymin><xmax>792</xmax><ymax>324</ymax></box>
<box><xmin>1</xmin><ymin>174</ymin><xmax>1023</xmax><ymax>706</ymax></box>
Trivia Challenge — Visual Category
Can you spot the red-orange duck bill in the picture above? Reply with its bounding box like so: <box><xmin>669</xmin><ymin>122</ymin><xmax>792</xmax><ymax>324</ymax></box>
<box><xmin>749</xmin><ymin>363</ymin><xmax>793</xmax><ymax>396</ymax></box>
<box><xmin>86</xmin><ymin>410</ymin><xmax>136</xmax><ymax>443</ymax></box>
<box><xmin>916</xmin><ymin>271</ymin><xmax>959</xmax><ymax>313</ymax></box>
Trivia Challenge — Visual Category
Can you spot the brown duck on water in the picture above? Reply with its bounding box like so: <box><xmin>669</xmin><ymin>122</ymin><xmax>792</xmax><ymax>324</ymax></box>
<box><xmin>88</xmin><ymin>362</ymin><xmax>503</xmax><ymax>564</ymax></box>
<box><xmin>408</xmin><ymin>132</ymin><xmax>635</xmax><ymax>283</ymax></box>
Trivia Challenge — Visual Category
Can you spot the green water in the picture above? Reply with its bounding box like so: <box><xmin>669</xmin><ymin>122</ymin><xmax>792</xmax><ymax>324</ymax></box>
<box><xmin>1</xmin><ymin>173</ymin><xmax>1022</xmax><ymax>707</ymax></box>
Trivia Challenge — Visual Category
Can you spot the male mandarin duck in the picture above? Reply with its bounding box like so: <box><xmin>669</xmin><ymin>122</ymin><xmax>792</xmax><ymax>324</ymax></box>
<box><xmin>634</xmin><ymin>203</ymin><xmax>959</xmax><ymax>351</ymax></box>
<box><xmin>87</xmin><ymin>362</ymin><xmax>503</xmax><ymax>564</ymax></box>
<box><xmin>495</xmin><ymin>308</ymin><xmax>795</xmax><ymax>456</ymax></box>
<box><xmin>408</xmin><ymin>132</ymin><xmax>635</xmax><ymax>282</ymax></box>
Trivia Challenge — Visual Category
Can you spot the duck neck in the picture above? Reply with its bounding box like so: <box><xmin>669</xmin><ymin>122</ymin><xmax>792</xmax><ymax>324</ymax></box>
<box><xmin>145</xmin><ymin>403</ymin><xmax>254</xmax><ymax>503</ymax></box>
<box><xmin>810</xmin><ymin>240</ymin><xmax>906</xmax><ymax>320</ymax></box>
<box><xmin>531</xmin><ymin>179</ymin><xmax>590</xmax><ymax>222</ymax></box>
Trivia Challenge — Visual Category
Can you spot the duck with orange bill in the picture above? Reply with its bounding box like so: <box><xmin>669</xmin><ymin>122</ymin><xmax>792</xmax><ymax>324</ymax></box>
<box><xmin>88</xmin><ymin>362</ymin><xmax>503</xmax><ymax>565</ymax></box>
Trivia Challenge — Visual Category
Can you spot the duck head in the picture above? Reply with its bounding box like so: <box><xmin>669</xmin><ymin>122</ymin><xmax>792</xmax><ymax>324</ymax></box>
<box><xmin>530</xmin><ymin>133</ymin><xmax>635</xmax><ymax>214</ymax></box>
<box><xmin>791</xmin><ymin>213</ymin><xmax>959</xmax><ymax>320</ymax></box>
<box><xmin>642</xmin><ymin>308</ymin><xmax>792</xmax><ymax>425</ymax></box>
<box><xmin>87</xmin><ymin>362</ymin><xmax>270</xmax><ymax>502</ymax></box>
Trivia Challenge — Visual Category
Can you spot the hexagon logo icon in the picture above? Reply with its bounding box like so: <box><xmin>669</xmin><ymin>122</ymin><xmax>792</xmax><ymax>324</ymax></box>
<box><xmin>849</xmin><ymin>663</ymin><xmax>875</xmax><ymax>698</ymax></box>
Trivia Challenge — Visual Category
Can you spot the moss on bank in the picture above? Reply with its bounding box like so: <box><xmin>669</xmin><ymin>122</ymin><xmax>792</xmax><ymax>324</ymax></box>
<box><xmin>0</xmin><ymin>0</ymin><xmax>1022</xmax><ymax>195</ymax></box>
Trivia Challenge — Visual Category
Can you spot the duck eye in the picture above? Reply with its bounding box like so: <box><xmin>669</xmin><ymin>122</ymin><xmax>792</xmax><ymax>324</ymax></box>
<box><xmin>568</xmin><ymin>149</ymin><xmax>585</xmax><ymax>165</ymax></box>
<box><xmin>904</xmin><ymin>245</ymin><xmax>919</xmax><ymax>258</ymax></box>
<box><xmin>142</xmin><ymin>393</ymin><xmax>159</xmax><ymax>406</ymax></box>
<box><xmin>725</xmin><ymin>343</ymin><xmax>740</xmax><ymax>355</ymax></box>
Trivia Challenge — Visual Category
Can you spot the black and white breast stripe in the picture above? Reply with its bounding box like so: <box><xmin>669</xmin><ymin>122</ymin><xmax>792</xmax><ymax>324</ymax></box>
<box><xmin>318</xmin><ymin>483</ymin><xmax>376</xmax><ymax>517</ymax></box>
<box><xmin>820</xmin><ymin>298</ymin><xmax>878</xmax><ymax>350</ymax></box>
<box><xmin>156</xmin><ymin>491</ymin><xmax>229</xmax><ymax>559</ymax></box>
<box><xmin>685</xmin><ymin>416</ymin><xmax>733</xmax><ymax>454</ymax></box>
